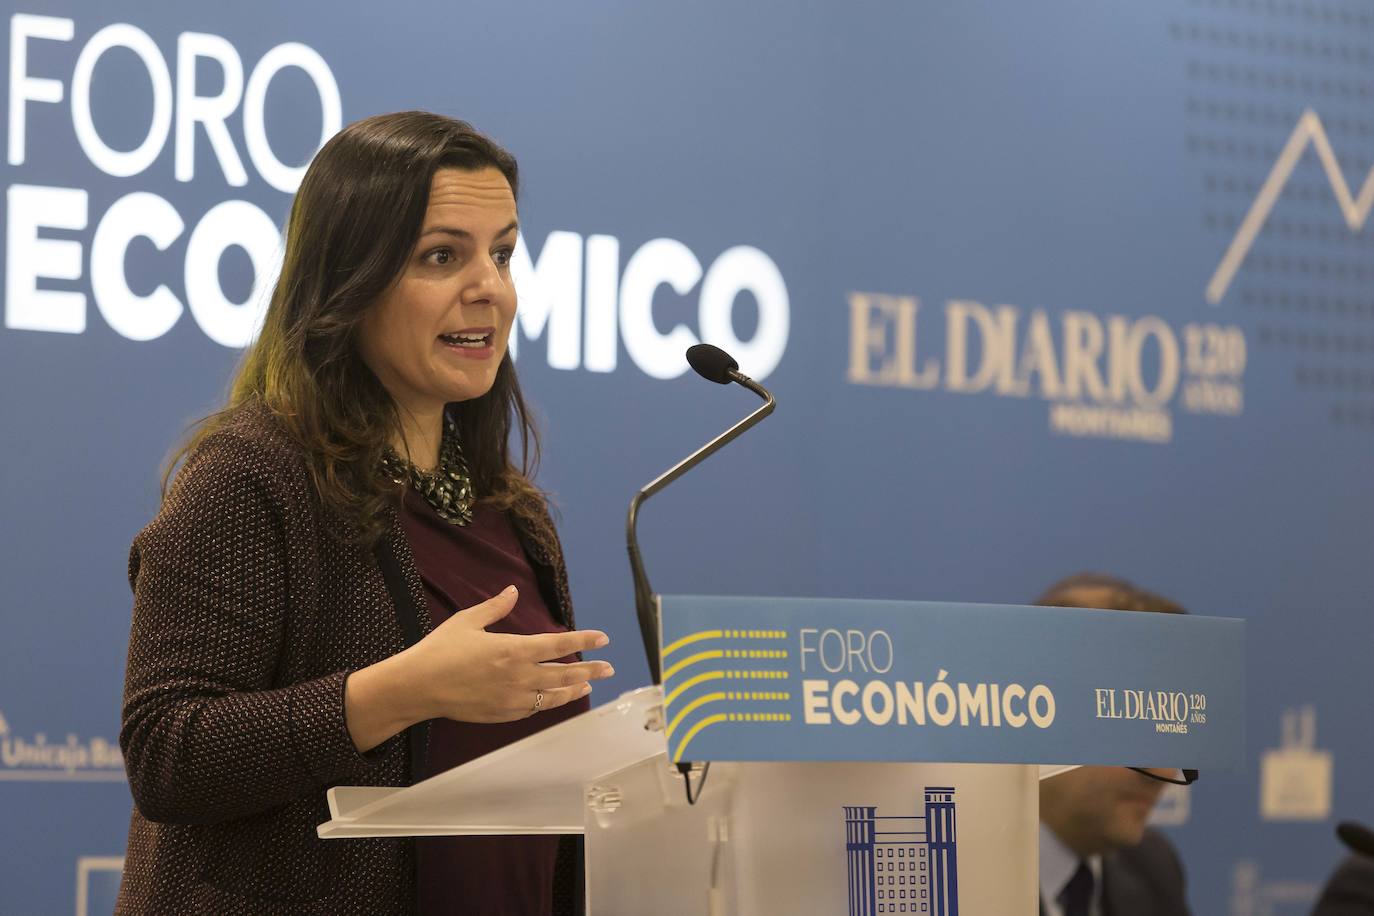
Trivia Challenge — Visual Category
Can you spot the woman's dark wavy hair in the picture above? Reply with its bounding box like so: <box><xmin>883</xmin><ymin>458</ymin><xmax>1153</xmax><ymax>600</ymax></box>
<box><xmin>166</xmin><ymin>111</ymin><xmax>548</xmax><ymax>546</ymax></box>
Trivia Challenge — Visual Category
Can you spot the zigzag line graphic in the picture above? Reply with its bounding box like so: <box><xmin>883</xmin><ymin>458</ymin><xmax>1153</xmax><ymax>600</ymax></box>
<box><xmin>1206</xmin><ymin>108</ymin><xmax>1374</xmax><ymax>304</ymax></box>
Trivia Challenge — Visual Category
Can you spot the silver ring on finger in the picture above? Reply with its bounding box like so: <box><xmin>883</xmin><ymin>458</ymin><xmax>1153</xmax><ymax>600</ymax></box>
<box><xmin>531</xmin><ymin>690</ymin><xmax>544</xmax><ymax>714</ymax></box>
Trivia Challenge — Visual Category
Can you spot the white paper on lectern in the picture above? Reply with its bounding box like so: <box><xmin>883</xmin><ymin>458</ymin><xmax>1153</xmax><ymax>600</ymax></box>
<box><xmin>319</xmin><ymin>687</ymin><xmax>667</xmax><ymax>839</ymax></box>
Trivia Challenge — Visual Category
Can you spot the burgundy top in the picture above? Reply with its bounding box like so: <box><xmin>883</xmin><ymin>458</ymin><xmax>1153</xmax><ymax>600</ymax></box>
<box><xmin>400</xmin><ymin>490</ymin><xmax>589</xmax><ymax>916</ymax></box>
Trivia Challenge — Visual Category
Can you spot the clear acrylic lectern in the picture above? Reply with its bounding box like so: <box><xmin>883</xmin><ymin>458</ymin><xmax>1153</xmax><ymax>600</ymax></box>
<box><xmin>319</xmin><ymin>685</ymin><xmax>1047</xmax><ymax>915</ymax></box>
<box><xmin>320</xmin><ymin>594</ymin><xmax>1243</xmax><ymax>915</ymax></box>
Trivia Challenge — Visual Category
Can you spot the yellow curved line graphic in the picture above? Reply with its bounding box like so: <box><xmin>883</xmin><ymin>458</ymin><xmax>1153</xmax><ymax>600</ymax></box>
<box><xmin>665</xmin><ymin>692</ymin><xmax>727</xmax><ymax>740</ymax></box>
<box><xmin>672</xmin><ymin>714</ymin><xmax>729</xmax><ymax>763</ymax></box>
<box><xmin>663</xmin><ymin>649</ymin><xmax>723</xmax><ymax>681</ymax></box>
<box><xmin>661</xmin><ymin>630</ymin><xmax>723</xmax><ymax>659</ymax></box>
<box><xmin>665</xmin><ymin>671</ymin><xmax>725</xmax><ymax>707</ymax></box>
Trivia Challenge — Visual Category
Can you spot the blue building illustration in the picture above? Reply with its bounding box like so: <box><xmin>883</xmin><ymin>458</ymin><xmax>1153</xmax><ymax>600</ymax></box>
<box><xmin>845</xmin><ymin>787</ymin><xmax>958</xmax><ymax>916</ymax></box>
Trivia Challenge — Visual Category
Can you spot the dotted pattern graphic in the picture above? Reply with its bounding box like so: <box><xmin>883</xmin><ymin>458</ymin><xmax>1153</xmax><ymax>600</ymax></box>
<box><xmin>1177</xmin><ymin>0</ymin><xmax>1374</xmax><ymax>430</ymax></box>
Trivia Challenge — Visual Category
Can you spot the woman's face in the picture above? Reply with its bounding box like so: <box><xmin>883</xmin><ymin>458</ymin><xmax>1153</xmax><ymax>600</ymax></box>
<box><xmin>357</xmin><ymin>166</ymin><xmax>519</xmax><ymax>419</ymax></box>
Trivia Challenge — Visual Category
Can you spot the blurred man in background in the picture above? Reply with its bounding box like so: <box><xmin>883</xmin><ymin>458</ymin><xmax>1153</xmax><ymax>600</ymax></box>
<box><xmin>1036</xmin><ymin>573</ymin><xmax>1193</xmax><ymax>916</ymax></box>
<box><xmin>1311</xmin><ymin>824</ymin><xmax>1374</xmax><ymax>915</ymax></box>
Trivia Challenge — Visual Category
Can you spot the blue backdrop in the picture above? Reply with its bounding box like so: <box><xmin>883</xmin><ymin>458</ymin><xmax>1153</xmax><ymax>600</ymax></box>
<box><xmin>2</xmin><ymin>1</ymin><xmax>1370</xmax><ymax>912</ymax></box>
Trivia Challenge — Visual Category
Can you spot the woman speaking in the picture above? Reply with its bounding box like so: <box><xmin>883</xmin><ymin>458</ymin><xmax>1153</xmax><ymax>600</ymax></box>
<box><xmin>116</xmin><ymin>111</ymin><xmax>612</xmax><ymax>915</ymax></box>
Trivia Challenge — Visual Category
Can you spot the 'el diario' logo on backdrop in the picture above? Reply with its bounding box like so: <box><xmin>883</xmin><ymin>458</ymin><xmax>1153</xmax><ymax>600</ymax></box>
<box><xmin>0</xmin><ymin>708</ymin><xmax>125</xmax><ymax>781</ymax></box>
<box><xmin>844</xmin><ymin>108</ymin><xmax>1374</xmax><ymax>444</ymax></box>
<box><xmin>846</xmin><ymin>295</ymin><xmax>1246</xmax><ymax>444</ymax></box>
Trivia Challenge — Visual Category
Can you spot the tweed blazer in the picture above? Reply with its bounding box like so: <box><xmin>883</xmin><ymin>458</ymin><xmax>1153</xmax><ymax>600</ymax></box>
<box><xmin>116</xmin><ymin>402</ymin><xmax>580</xmax><ymax>915</ymax></box>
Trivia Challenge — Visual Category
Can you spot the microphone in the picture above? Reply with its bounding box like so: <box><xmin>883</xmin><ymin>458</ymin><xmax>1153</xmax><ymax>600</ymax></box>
<box><xmin>1337</xmin><ymin>821</ymin><xmax>1374</xmax><ymax>858</ymax></box>
<box><xmin>686</xmin><ymin>344</ymin><xmax>738</xmax><ymax>384</ymax></box>
<box><xmin>626</xmin><ymin>344</ymin><xmax>776</xmax><ymax>684</ymax></box>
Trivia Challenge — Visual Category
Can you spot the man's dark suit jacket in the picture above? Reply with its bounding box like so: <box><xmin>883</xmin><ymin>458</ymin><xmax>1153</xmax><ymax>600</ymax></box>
<box><xmin>1041</xmin><ymin>829</ymin><xmax>1192</xmax><ymax>916</ymax></box>
<box><xmin>1311</xmin><ymin>855</ymin><xmax>1374</xmax><ymax>915</ymax></box>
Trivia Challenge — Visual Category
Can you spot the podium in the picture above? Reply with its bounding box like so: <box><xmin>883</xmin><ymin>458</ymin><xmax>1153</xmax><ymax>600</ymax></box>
<box><xmin>319</xmin><ymin>596</ymin><xmax>1245</xmax><ymax>915</ymax></box>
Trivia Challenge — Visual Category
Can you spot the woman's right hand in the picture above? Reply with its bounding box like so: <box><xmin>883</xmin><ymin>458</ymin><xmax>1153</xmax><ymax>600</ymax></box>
<box><xmin>406</xmin><ymin>585</ymin><xmax>614</xmax><ymax>723</ymax></box>
<box><xmin>344</xmin><ymin>586</ymin><xmax>614</xmax><ymax>752</ymax></box>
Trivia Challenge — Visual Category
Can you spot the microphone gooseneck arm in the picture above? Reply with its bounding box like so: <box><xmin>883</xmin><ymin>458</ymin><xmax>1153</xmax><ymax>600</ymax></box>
<box><xmin>627</xmin><ymin>368</ymin><xmax>775</xmax><ymax>684</ymax></box>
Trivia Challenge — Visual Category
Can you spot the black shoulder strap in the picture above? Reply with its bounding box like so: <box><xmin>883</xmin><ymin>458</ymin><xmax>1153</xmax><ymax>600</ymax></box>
<box><xmin>373</xmin><ymin>537</ymin><xmax>427</xmax><ymax>785</ymax></box>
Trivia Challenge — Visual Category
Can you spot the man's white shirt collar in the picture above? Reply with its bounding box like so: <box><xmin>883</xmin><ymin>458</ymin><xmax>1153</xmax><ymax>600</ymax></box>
<box><xmin>1039</xmin><ymin>822</ymin><xmax>1103</xmax><ymax>916</ymax></box>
